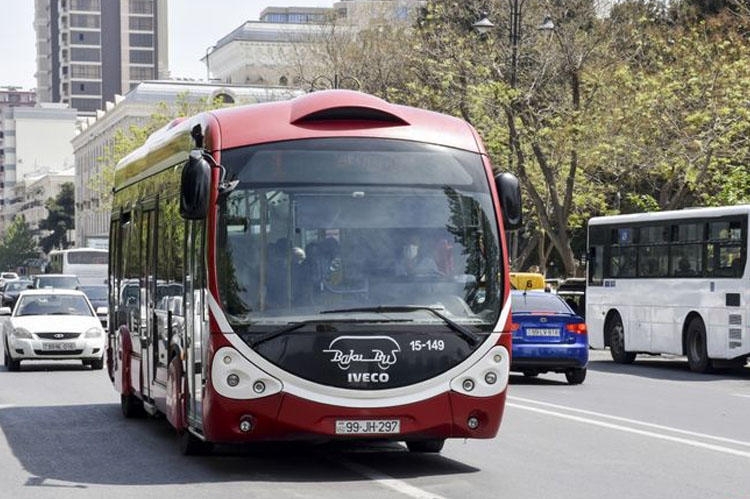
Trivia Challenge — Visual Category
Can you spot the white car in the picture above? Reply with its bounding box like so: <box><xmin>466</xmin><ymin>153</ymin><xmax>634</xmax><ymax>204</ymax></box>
<box><xmin>1</xmin><ymin>289</ymin><xmax>105</xmax><ymax>371</ymax></box>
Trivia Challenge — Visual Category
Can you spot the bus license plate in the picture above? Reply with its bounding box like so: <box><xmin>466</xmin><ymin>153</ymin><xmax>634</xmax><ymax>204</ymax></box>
<box><xmin>42</xmin><ymin>342</ymin><xmax>76</xmax><ymax>351</ymax></box>
<box><xmin>335</xmin><ymin>419</ymin><xmax>400</xmax><ymax>435</ymax></box>
<box><xmin>526</xmin><ymin>328</ymin><xmax>560</xmax><ymax>337</ymax></box>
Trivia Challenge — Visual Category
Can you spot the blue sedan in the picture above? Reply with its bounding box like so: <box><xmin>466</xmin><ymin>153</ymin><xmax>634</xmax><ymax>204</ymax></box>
<box><xmin>510</xmin><ymin>290</ymin><xmax>588</xmax><ymax>384</ymax></box>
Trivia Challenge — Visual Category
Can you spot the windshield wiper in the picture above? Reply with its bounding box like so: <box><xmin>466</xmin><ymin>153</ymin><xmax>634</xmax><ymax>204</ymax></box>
<box><xmin>320</xmin><ymin>306</ymin><xmax>481</xmax><ymax>347</ymax></box>
<box><xmin>247</xmin><ymin>317</ymin><xmax>411</xmax><ymax>348</ymax></box>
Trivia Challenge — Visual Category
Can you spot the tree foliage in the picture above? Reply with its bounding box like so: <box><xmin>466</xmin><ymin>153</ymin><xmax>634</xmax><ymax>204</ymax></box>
<box><xmin>39</xmin><ymin>182</ymin><xmax>75</xmax><ymax>253</ymax></box>
<box><xmin>91</xmin><ymin>93</ymin><xmax>241</xmax><ymax>209</ymax></box>
<box><xmin>0</xmin><ymin>216</ymin><xmax>38</xmax><ymax>271</ymax></box>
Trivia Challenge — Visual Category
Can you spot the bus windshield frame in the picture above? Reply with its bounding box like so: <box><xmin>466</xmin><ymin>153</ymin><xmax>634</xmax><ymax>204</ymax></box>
<box><xmin>215</xmin><ymin>137</ymin><xmax>503</xmax><ymax>334</ymax></box>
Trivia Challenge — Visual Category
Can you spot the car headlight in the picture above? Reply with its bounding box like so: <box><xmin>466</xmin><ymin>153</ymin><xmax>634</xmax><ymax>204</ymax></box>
<box><xmin>84</xmin><ymin>327</ymin><xmax>103</xmax><ymax>338</ymax></box>
<box><xmin>12</xmin><ymin>327</ymin><xmax>33</xmax><ymax>339</ymax></box>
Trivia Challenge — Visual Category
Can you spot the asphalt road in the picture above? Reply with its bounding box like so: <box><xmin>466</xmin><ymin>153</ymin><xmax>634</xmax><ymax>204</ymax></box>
<box><xmin>1</xmin><ymin>335</ymin><xmax>749</xmax><ymax>499</ymax></box>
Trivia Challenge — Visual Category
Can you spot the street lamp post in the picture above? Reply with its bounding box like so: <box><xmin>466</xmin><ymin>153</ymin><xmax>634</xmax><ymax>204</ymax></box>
<box><xmin>472</xmin><ymin>0</ymin><xmax>525</xmax><ymax>89</ymax></box>
<box><xmin>473</xmin><ymin>2</ymin><xmax>527</xmax><ymax>271</ymax></box>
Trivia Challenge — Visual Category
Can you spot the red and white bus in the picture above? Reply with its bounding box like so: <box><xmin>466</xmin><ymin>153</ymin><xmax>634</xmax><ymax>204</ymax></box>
<box><xmin>107</xmin><ymin>90</ymin><xmax>521</xmax><ymax>454</ymax></box>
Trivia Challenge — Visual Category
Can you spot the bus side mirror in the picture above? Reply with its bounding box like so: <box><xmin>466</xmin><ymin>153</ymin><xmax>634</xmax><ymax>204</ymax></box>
<box><xmin>180</xmin><ymin>150</ymin><xmax>211</xmax><ymax>220</ymax></box>
<box><xmin>495</xmin><ymin>172</ymin><xmax>522</xmax><ymax>230</ymax></box>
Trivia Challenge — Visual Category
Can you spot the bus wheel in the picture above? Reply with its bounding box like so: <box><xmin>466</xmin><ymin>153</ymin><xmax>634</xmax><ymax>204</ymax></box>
<box><xmin>180</xmin><ymin>430</ymin><xmax>214</xmax><ymax>456</ymax></box>
<box><xmin>686</xmin><ymin>318</ymin><xmax>712</xmax><ymax>373</ymax></box>
<box><xmin>121</xmin><ymin>392</ymin><xmax>145</xmax><ymax>418</ymax></box>
<box><xmin>565</xmin><ymin>368</ymin><xmax>586</xmax><ymax>385</ymax></box>
<box><xmin>607</xmin><ymin>315</ymin><xmax>636</xmax><ymax>364</ymax></box>
<box><xmin>406</xmin><ymin>439</ymin><xmax>445</xmax><ymax>453</ymax></box>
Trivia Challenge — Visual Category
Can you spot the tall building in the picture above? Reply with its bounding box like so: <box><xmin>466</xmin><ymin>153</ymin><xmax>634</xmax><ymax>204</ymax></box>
<box><xmin>34</xmin><ymin>0</ymin><xmax>169</xmax><ymax>117</ymax></box>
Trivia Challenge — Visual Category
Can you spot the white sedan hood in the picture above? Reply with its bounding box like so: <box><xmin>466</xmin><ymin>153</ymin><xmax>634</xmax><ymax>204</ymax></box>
<box><xmin>12</xmin><ymin>315</ymin><xmax>102</xmax><ymax>333</ymax></box>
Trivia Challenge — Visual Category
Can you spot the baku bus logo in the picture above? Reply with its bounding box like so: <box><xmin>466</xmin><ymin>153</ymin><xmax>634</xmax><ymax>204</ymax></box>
<box><xmin>323</xmin><ymin>335</ymin><xmax>401</xmax><ymax>370</ymax></box>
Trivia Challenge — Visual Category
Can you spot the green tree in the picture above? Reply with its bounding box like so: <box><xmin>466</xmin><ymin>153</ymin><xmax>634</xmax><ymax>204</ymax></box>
<box><xmin>90</xmin><ymin>93</ymin><xmax>242</xmax><ymax>208</ymax></box>
<box><xmin>39</xmin><ymin>182</ymin><xmax>75</xmax><ymax>253</ymax></box>
<box><xmin>0</xmin><ymin>216</ymin><xmax>39</xmax><ymax>271</ymax></box>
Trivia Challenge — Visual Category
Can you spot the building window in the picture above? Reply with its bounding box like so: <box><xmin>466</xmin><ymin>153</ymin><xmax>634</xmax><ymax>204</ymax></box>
<box><xmin>129</xmin><ymin>16</ymin><xmax>153</xmax><ymax>30</ymax></box>
<box><xmin>71</xmin><ymin>47</ymin><xmax>100</xmax><ymax>62</ymax></box>
<box><xmin>129</xmin><ymin>50</ymin><xmax>153</xmax><ymax>64</ymax></box>
<box><xmin>129</xmin><ymin>66</ymin><xmax>153</xmax><ymax>80</ymax></box>
<box><xmin>129</xmin><ymin>0</ymin><xmax>154</xmax><ymax>14</ymax></box>
<box><xmin>70</xmin><ymin>13</ymin><xmax>100</xmax><ymax>28</ymax></box>
<box><xmin>129</xmin><ymin>33</ymin><xmax>153</xmax><ymax>47</ymax></box>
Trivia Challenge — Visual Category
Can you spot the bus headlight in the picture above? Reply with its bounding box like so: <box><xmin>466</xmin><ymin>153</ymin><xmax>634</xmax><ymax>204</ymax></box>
<box><xmin>450</xmin><ymin>346</ymin><xmax>510</xmax><ymax>397</ymax></box>
<box><xmin>212</xmin><ymin>347</ymin><xmax>283</xmax><ymax>400</ymax></box>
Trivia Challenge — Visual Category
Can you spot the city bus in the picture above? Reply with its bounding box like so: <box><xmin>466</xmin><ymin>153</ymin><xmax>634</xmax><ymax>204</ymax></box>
<box><xmin>586</xmin><ymin>205</ymin><xmax>750</xmax><ymax>373</ymax></box>
<box><xmin>47</xmin><ymin>248</ymin><xmax>108</xmax><ymax>286</ymax></box>
<box><xmin>107</xmin><ymin>89</ymin><xmax>522</xmax><ymax>454</ymax></box>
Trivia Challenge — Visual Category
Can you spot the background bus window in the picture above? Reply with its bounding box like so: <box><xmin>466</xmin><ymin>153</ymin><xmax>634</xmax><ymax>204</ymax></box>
<box><xmin>670</xmin><ymin>223</ymin><xmax>703</xmax><ymax>277</ymax></box>
<box><xmin>609</xmin><ymin>227</ymin><xmax>635</xmax><ymax>278</ymax></box>
<box><xmin>707</xmin><ymin>220</ymin><xmax>745</xmax><ymax>277</ymax></box>
<box><xmin>637</xmin><ymin>225</ymin><xmax>668</xmax><ymax>277</ymax></box>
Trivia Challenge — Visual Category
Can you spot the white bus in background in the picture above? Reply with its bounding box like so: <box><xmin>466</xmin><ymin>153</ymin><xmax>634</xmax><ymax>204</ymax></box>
<box><xmin>47</xmin><ymin>248</ymin><xmax>108</xmax><ymax>286</ymax></box>
<box><xmin>586</xmin><ymin>205</ymin><xmax>750</xmax><ymax>373</ymax></box>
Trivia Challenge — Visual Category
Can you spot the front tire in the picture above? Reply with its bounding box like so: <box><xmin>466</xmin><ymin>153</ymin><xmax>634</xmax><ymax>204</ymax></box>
<box><xmin>406</xmin><ymin>439</ymin><xmax>445</xmax><ymax>453</ymax></box>
<box><xmin>121</xmin><ymin>392</ymin><xmax>145</xmax><ymax>418</ymax></box>
<box><xmin>180</xmin><ymin>430</ymin><xmax>214</xmax><ymax>456</ymax></box>
<box><xmin>4</xmin><ymin>347</ymin><xmax>20</xmax><ymax>372</ymax></box>
<box><xmin>565</xmin><ymin>368</ymin><xmax>586</xmax><ymax>385</ymax></box>
<box><xmin>607</xmin><ymin>315</ymin><xmax>636</xmax><ymax>364</ymax></box>
<box><xmin>686</xmin><ymin>318</ymin><xmax>711</xmax><ymax>373</ymax></box>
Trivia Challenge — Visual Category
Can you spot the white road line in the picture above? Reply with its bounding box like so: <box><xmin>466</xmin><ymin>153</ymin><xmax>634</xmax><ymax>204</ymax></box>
<box><xmin>337</xmin><ymin>457</ymin><xmax>446</xmax><ymax>499</ymax></box>
<box><xmin>509</xmin><ymin>396</ymin><xmax>750</xmax><ymax>448</ymax></box>
<box><xmin>508</xmin><ymin>402</ymin><xmax>750</xmax><ymax>459</ymax></box>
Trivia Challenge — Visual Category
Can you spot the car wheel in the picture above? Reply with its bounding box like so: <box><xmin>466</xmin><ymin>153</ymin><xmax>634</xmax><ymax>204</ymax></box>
<box><xmin>4</xmin><ymin>350</ymin><xmax>21</xmax><ymax>371</ymax></box>
<box><xmin>607</xmin><ymin>315</ymin><xmax>636</xmax><ymax>364</ymax></box>
<box><xmin>121</xmin><ymin>392</ymin><xmax>145</xmax><ymax>418</ymax></box>
<box><xmin>89</xmin><ymin>357</ymin><xmax>104</xmax><ymax>370</ymax></box>
<box><xmin>565</xmin><ymin>368</ymin><xmax>586</xmax><ymax>385</ymax></box>
<box><xmin>406</xmin><ymin>439</ymin><xmax>445</xmax><ymax>453</ymax></box>
<box><xmin>180</xmin><ymin>430</ymin><xmax>214</xmax><ymax>456</ymax></box>
<box><xmin>686</xmin><ymin>318</ymin><xmax>712</xmax><ymax>373</ymax></box>
<box><xmin>4</xmin><ymin>344</ymin><xmax>20</xmax><ymax>372</ymax></box>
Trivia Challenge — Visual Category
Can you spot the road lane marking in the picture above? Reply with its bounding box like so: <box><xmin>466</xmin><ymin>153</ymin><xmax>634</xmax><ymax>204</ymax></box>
<box><xmin>509</xmin><ymin>396</ymin><xmax>750</xmax><ymax>448</ymax></box>
<box><xmin>337</xmin><ymin>457</ymin><xmax>446</xmax><ymax>499</ymax></box>
<box><xmin>508</xmin><ymin>402</ymin><xmax>750</xmax><ymax>459</ymax></box>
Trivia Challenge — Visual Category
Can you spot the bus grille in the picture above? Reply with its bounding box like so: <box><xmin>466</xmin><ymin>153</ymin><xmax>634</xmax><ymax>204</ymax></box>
<box><xmin>728</xmin><ymin>314</ymin><xmax>742</xmax><ymax>326</ymax></box>
<box><xmin>729</xmin><ymin>328</ymin><xmax>742</xmax><ymax>349</ymax></box>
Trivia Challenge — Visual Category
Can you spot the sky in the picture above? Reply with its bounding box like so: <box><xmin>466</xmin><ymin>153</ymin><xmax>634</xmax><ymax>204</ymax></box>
<box><xmin>0</xmin><ymin>0</ymin><xmax>334</xmax><ymax>90</ymax></box>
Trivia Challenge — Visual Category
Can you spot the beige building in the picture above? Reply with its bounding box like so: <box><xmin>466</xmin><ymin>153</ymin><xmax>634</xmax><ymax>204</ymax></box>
<box><xmin>14</xmin><ymin>168</ymin><xmax>75</xmax><ymax>242</ymax></box>
<box><xmin>204</xmin><ymin>0</ymin><xmax>423</xmax><ymax>88</ymax></box>
<box><xmin>72</xmin><ymin>80</ymin><xmax>301</xmax><ymax>247</ymax></box>
<box><xmin>0</xmin><ymin>104</ymin><xmax>78</xmax><ymax>233</ymax></box>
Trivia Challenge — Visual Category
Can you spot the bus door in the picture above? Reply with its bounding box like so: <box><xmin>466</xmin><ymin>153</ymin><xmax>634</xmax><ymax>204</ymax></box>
<box><xmin>184</xmin><ymin>220</ymin><xmax>206</xmax><ymax>427</ymax></box>
<box><xmin>140</xmin><ymin>206</ymin><xmax>159</xmax><ymax>401</ymax></box>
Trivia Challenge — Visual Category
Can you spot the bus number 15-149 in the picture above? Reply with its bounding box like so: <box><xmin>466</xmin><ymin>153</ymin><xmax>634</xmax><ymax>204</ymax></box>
<box><xmin>410</xmin><ymin>340</ymin><xmax>445</xmax><ymax>351</ymax></box>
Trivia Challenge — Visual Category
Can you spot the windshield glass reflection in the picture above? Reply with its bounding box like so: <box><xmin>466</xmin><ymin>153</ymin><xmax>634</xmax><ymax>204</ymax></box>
<box><xmin>216</xmin><ymin>138</ymin><xmax>502</xmax><ymax>330</ymax></box>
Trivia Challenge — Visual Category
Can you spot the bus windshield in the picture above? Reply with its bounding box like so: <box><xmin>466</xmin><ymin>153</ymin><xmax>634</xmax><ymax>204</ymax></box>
<box><xmin>216</xmin><ymin>138</ymin><xmax>502</xmax><ymax>331</ymax></box>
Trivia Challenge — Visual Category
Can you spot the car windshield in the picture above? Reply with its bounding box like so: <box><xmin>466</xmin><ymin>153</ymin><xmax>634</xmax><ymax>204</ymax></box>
<box><xmin>81</xmin><ymin>286</ymin><xmax>107</xmax><ymax>300</ymax></box>
<box><xmin>35</xmin><ymin>276</ymin><xmax>79</xmax><ymax>289</ymax></box>
<box><xmin>511</xmin><ymin>292</ymin><xmax>573</xmax><ymax>314</ymax></box>
<box><xmin>216</xmin><ymin>138</ymin><xmax>503</xmax><ymax>331</ymax></box>
<box><xmin>15</xmin><ymin>294</ymin><xmax>93</xmax><ymax>317</ymax></box>
<box><xmin>5</xmin><ymin>281</ymin><xmax>29</xmax><ymax>291</ymax></box>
